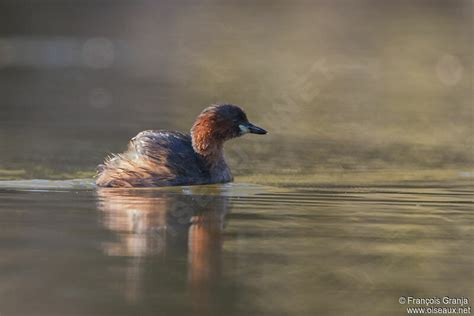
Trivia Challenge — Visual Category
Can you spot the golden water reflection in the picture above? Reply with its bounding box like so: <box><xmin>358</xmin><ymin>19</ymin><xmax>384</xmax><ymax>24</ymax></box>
<box><xmin>96</xmin><ymin>187</ymin><xmax>229</xmax><ymax>311</ymax></box>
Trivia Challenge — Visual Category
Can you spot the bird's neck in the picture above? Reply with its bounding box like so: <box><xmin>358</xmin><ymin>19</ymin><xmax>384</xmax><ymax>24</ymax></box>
<box><xmin>191</xmin><ymin>116</ymin><xmax>233</xmax><ymax>182</ymax></box>
<box><xmin>192</xmin><ymin>137</ymin><xmax>226</xmax><ymax>167</ymax></box>
<box><xmin>191</xmin><ymin>133</ymin><xmax>231</xmax><ymax>181</ymax></box>
<box><xmin>191</xmin><ymin>118</ymin><xmax>225</xmax><ymax>162</ymax></box>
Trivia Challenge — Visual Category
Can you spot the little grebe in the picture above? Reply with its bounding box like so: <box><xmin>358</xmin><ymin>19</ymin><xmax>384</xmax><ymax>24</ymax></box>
<box><xmin>96</xmin><ymin>104</ymin><xmax>267</xmax><ymax>187</ymax></box>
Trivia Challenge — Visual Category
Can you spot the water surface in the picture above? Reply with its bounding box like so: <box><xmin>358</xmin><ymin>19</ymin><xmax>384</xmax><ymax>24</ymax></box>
<box><xmin>0</xmin><ymin>3</ymin><xmax>472</xmax><ymax>314</ymax></box>
<box><xmin>0</xmin><ymin>179</ymin><xmax>472</xmax><ymax>316</ymax></box>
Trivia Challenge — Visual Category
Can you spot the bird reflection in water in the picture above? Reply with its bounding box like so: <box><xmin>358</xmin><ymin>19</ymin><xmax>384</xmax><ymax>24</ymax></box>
<box><xmin>96</xmin><ymin>186</ymin><xmax>229</xmax><ymax>311</ymax></box>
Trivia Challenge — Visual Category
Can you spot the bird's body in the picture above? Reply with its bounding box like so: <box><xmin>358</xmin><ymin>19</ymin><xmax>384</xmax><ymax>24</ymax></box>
<box><xmin>96</xmin><ymin>104</ymin><xmax>266</xmax><ymax>188</ymax></box>
<box><xmin>96</xmin><ymin>130</ymin><xmax>230</xmax><ymax>187</ymax></box>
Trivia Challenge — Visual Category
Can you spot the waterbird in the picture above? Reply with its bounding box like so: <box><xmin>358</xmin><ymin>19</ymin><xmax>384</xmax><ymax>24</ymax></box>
<box><xmin>96</xmin><ymin>104</ymin><xmax>267</xmax><ymax>187</ymax></box>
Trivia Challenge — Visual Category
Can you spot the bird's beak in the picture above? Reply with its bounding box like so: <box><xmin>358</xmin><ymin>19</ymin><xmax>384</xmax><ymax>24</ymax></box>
<box><xmin>239</xmin><ymin>122</ymin><xmax>267</xmax><ymax>135</ymax></box>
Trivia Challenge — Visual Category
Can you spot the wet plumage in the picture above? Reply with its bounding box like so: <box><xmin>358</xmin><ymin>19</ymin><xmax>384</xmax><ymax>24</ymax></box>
<box><xmin>96</xmin><ymin>104</ymin><xmax>267</xmax><ymax>187</ymax></box>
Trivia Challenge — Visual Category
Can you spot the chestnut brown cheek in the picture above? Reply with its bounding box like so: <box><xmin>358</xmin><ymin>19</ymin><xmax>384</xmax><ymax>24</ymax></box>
<box><xmin>210</xmin><ymin>125</ymin><xmax>225</xmax><ymax>139</ymax></box>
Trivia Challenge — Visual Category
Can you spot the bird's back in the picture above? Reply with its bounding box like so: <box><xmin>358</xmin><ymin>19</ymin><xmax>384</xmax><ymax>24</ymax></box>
<box><xmin>96</xmin><ymin>130</ymin><xmax>210</xmax><ymax>187</ymax></box>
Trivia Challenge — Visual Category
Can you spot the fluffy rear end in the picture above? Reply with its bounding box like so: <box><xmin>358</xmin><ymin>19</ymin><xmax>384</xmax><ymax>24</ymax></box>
<box><xmin>95</xmin><ymin>154</ymin><xmax>174</xmax><ymax>187</ymax></box>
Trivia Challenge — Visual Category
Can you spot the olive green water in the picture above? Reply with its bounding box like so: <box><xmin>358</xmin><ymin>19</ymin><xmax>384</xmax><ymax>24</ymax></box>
<box><xmin>0</xmin><ymin>1</ymin><xmax>473</xmax><ymax>315</ymax></box>
<box><xmin>0</xmin><ymin>179</ymin><xmax>472</xmax><ymax>316</ymax></box>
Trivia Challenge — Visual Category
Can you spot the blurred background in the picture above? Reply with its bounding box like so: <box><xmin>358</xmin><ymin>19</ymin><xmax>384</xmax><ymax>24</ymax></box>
<box><xmin>0</xmin><ymin>0</ymin><xmax>472</xmax><ymax>180</ymax></box>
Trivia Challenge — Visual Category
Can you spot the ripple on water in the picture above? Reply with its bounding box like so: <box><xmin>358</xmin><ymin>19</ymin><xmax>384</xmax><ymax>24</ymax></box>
<box><xmin>0</xmin><ymin>178</ymin><xmax>472</xmax><ymax>316</ymax></box>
